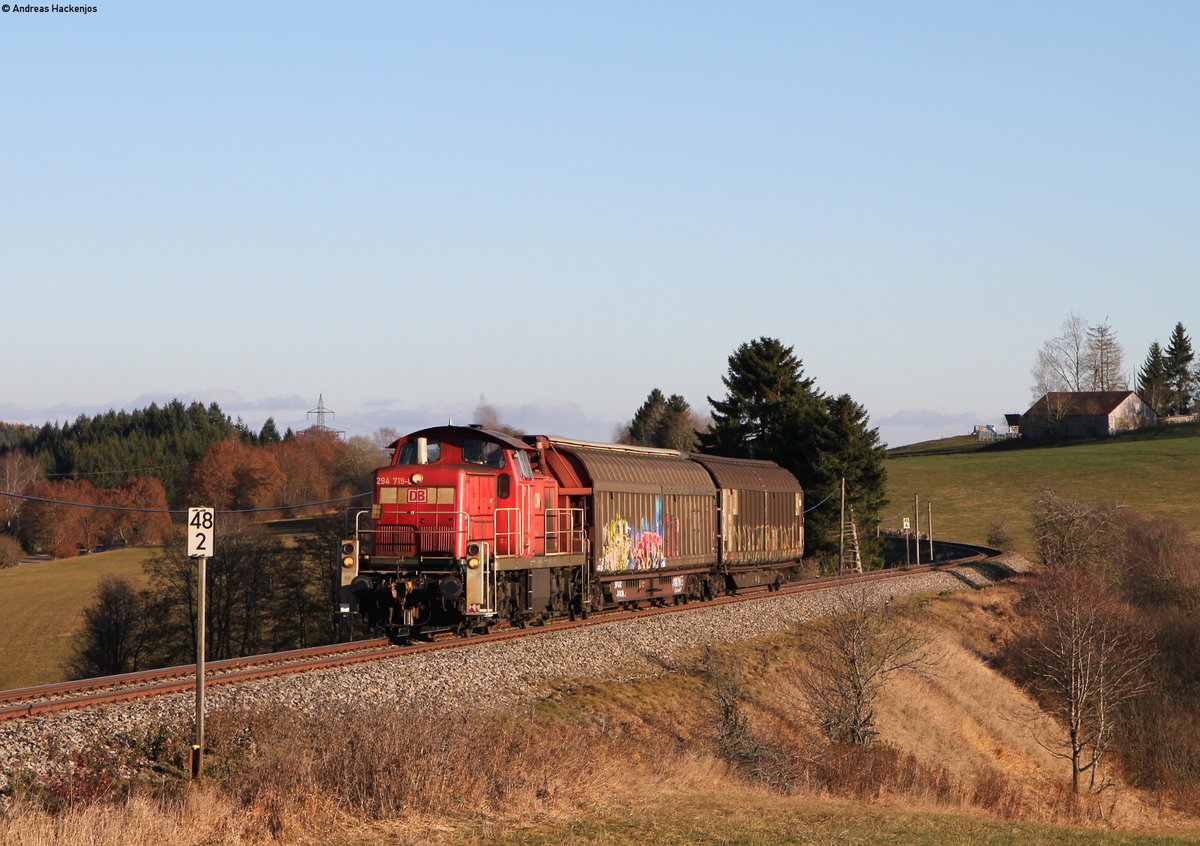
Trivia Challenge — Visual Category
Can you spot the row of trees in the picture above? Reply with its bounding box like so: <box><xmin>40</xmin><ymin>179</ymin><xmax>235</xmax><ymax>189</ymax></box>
<box><xmin>69</xmin><ymin>517</ymin><xmax>363</xmax><ymax>678</ymax></box>
<box><xmin>619</xmin><ymin>337</ymin><xmax>888</xmax><ymax>563</ymax></box>
<box><xmin>1137</xmin><ymin>322</ymin><xmax>1195</xmax><ymax>416</ymax></box>
<box><xmin>1031</xmin><ymin>313</ymin><xmax>1199</xmax><ymax>416</ymax></box>
<box><xmin>1</xmin><ymin>400</ymin><xmax>389</xmax><ymax>559</ymax></box>
<box><xmin>2</xmin><ymin>401</ymin><xmax>245</xmax><ymax>505</ymax></box>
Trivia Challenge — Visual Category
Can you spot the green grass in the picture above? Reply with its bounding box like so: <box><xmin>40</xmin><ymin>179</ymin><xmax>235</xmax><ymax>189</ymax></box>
<box><xmin>886</xmin><ymin>429</ymin><xmax>1200</xmax><ymax>555</ymax></box>
<box><xmin>418</xmin><ymin>794</ymin><xmax>1200</xmax><ymax>846</ymax></box>
<box><xmin>0</xmin><ymin>547</ymin><xmax>154</xmax><ymax>690</ymax></box>
<box><xmin>887</xmin><ymin>433</ymin><xmax>991</xmax><ymax>456</ymax></box>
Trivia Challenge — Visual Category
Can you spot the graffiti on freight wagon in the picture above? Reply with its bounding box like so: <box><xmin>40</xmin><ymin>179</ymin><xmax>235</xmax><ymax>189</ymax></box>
<box><xmin>599</xmin><ymin>500</ymin><xmax>668</xmax><ymax>572</ymax></box>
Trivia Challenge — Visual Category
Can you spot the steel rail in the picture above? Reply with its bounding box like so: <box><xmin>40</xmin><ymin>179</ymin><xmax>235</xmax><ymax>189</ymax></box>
<box><xmin>0</xmin><ymin>541</ymin><xmax>1006</xmax><ymax>722</ymax></box>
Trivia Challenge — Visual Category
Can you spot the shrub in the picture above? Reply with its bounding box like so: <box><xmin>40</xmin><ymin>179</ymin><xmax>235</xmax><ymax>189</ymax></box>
<box><xmin>0</xmin><ymin>534</ymin><xmax>23</xmax><ymax>568</ymax></box>
<box><xmin>985</xmin><ymin>520</ymin><xmax>1014</xmax><ymax>550</ymax></box>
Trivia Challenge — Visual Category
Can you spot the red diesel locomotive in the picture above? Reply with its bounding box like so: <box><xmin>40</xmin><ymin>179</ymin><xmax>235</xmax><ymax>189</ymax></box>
<box><xmin>339</xmin><ymin>424</ymin><xmax>804</xmax><ymax>638</ymax></box>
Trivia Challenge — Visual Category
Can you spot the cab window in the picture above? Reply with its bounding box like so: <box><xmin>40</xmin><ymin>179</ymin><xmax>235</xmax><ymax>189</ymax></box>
<box><xmin>463</xmin><ymin>437</ymin><xmax>505</xmax><ymax>469</ymax></box>
<box><xmin>396</xmin><ymin>438</ymin><xmax>441</xmax><ymax>465</ymax></box>
<box><xmin>514</xmin><ymin>450</ymin><xmax>534</xmax><ymax>479</ymax></box>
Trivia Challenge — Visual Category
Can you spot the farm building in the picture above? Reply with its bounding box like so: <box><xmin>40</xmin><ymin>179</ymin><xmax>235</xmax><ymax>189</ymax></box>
<box><xmin>1019</xmin><ymin>391</ymin><xmax>1158</xmax><ymax>440</ymax></box>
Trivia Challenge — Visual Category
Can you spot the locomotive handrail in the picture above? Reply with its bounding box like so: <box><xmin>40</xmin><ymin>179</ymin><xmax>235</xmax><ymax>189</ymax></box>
<box><xmin>544</xmin><ymin>507</ymin><xmax>586</xmax><ymax>555</ymax></box>
<box><xmin>494</xmin><ymin>507</ymin><xmax>523</xmax><ymax>557</ymax></box>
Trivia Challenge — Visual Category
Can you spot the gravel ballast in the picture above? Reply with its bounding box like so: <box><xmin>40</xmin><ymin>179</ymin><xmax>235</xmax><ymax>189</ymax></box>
<box><xmin>0</xmin><ymin>556</ymin><xmax>1031</xmax><ymax>782</ymax></box>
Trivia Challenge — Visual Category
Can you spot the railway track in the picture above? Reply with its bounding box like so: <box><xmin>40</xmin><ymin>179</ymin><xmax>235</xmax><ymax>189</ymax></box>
<box><xmin>0</xmin><ymin>543</ymin><xmax>1005</xmax><ymax>723</ymax></box>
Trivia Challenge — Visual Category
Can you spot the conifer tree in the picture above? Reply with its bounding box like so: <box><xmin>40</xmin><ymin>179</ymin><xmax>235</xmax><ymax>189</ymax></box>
<box><xmin>701</xmin><ymin>337</ymin><xmax>886</xmax><ymax>561</ymax></box>
<box><xmin>1137</xmin><ymin>341</ymin><xmax>1169</xmax><ymax>413</ymax></box>
<box><xmin>259</xmin><ymin>417</ymin><xmax>282</xmax><ymax>444</ymax></box>
<box><xmin>700</xmin><ymin>337</ymin><xmax>823</xmax><ymax>461</ymax></box>
<box><xmin>1164</xmin><ymin>323</ymin><xmax>1196</xmax><ymax>415</ymax></box>
<box><xmin>818</xmin><ymin>394</ymin><xmax>888</xmax><ymax>558</ymax></box>
<box><xmin>627</xmin><ymin>389</ymin><xmax>668</xmax><ymax>446</ymax></box>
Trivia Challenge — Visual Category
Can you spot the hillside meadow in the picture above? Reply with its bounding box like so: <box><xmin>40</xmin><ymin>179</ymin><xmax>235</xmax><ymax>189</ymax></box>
<box><xmin>0</xmin><ymin>548</ymin><xmax>153</xmax><ymax>690</ymax></box>
<box><xmin>885</xmin><ymin>428</ymin><xmax>1200</xmax><ymax>555</ymax></box>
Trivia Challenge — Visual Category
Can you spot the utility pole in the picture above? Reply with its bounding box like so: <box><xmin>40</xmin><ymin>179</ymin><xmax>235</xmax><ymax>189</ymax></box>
<box><xmin>839</xmin><ymin>477</ymin><xmax>845</xmax><ymax>572</ymax></box>
<box><xmin>927</xmin><ymin>502</ymin><xmax>934</xmax><ymax>562</ymax></box>
<box><xmin>914</xmin><ymin>493</ymin><xmax>920</xmax><ymax>566</ymax></box>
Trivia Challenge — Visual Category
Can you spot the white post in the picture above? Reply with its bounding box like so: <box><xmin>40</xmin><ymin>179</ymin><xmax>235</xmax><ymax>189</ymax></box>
<box><xmin>193</xmin><ymin>553</ymin><xmax>206</xmax><ymax>778</ymax></box>
<box><xmin>186</xmin><ymin>507</ymin><xmax>214</xmax><ymax>779</ymax></box>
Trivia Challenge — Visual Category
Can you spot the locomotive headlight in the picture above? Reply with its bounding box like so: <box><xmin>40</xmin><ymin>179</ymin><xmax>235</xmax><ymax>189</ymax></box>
<box><xmin>466</xmin><ymin>556</ymin><xmax>480</xmax><ymax>570</ymax></box>
<box><xmin>411</xmin><ymin>472</ymin><xmax>424</xmax><ymax>484</ymax></box>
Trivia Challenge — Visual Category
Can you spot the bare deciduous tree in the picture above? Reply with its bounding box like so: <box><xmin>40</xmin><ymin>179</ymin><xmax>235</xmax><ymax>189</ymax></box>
<box><xmin>67</xmin><ymin>575</ymin><xmax>154</xmax><ymax>678</ymax></box>
<box><xmin>1020</xmin><ymin>490</ymin><xmax>1154</xmax><ymax>794</ymax></box>
<box><xmin>1032</xmin><ymin>312</ymin><xmax>1091</xmax><ymax>398</ymax></box>
<box><xmin>0</xmin><ymin>450</ymin><xmax>40</xmax><ymax>535</ymax></box>
<box><xmin>795</xmin><ymin>591</ymin><xmax>933</xmax><ymax>746</ymax></box>
<box><xmin>696</xmin><ymin>646</ymin><xmax>789</xmax><ymax>788</ymax></box>
<box><xmin>1032</xmin><ymin>489</ymin><xmax>1118</xmax><ymax>575</ymax></box>
<box><xmin>1031</xmin><ymin>313</ymin><xmax>1127</xmax><ymax>400</ymax></box>
<box><xmin>1021</xmin><ymin>569</ymin><xmax>1152</xmax><ymax>794</ymax></box>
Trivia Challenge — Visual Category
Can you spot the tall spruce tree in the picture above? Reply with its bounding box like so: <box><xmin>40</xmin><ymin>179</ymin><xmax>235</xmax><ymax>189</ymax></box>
<box><xmin>701</xmin><ymin>337</ymin><xmax>886</xmax><ymax>562</ymax></box>
<box><xmin>1137</xmin><ymin>341</ymin><xmax>1169</xmax><ymax>414</ymax></box>
<box><xmin>819</xmin><ymin>394</ymin><xmax>888</xmax><ymax>560</ymax></box>
<box><xmin>700</xmin><ymin>337</ymin><xmax>823</xmax><ymax>460</ymax></box>
<box><xmin>1164</xmin><ymin>323</ymin><xmax>1196</xmax><ymax>415</ymax></box>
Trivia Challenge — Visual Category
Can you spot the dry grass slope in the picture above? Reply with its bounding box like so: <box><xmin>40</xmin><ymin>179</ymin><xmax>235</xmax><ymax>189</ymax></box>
<box><xmin>4</xmin><ymin>583</ymin><xmax>1199</xmax><ymax>845</ymax></box>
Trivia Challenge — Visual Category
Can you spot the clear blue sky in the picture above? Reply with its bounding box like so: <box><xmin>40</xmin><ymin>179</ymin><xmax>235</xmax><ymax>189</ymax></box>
<box><xmin>3</xmin><ymin>1</ymin><xmax>1198</xmax><ymax>447</ymax></box>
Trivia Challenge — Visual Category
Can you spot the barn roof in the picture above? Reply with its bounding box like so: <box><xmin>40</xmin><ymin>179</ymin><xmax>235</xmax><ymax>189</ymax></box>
<box><xmin>1025</xmin><ymin>391</ymin><xmax>1138</xmax><ymax>416</ymax></box>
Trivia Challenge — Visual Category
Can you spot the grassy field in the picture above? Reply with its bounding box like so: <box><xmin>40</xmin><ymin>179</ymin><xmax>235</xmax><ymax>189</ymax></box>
<box><xmin>0</xmin><ymin>547</ymin><xmax>154</xmax><ymax>690</ymax></box>
<box><xmin>885</xmin><ymin>428</ymin><xmax>1200</xmax><ymax>555</ymax></box>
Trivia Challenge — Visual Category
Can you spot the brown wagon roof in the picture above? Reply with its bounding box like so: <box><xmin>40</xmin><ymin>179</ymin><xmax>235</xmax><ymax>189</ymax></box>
<box><xmin>1025</xmin><ymin>391</ymin><xmax>1138</xmax><ymax>416</ymax></box>
<box><xmin>544</xmin><ymin>438</ymin><xmax>715</xmax><ymax>496</ymax></box>
<box><xmin>688</xmin><ymin>454</ymin><xmax>802</xmax><ymax>495</ymax></box>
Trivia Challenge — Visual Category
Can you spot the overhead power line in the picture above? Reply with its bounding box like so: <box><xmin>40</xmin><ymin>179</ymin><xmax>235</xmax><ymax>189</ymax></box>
<box><xmin>803</xmin><ymin>489</ymin><xmax>837</xmax><ymax>514</ymax></box>
<box><xmin>0</xmin><ymin>489</ymin><xmax>371</xmax><ymax>515</ymax></box>
<box><xmin>40</xmin><ymin>462</ymin><xmax>193</xmax><ymax>478</ymax></box>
